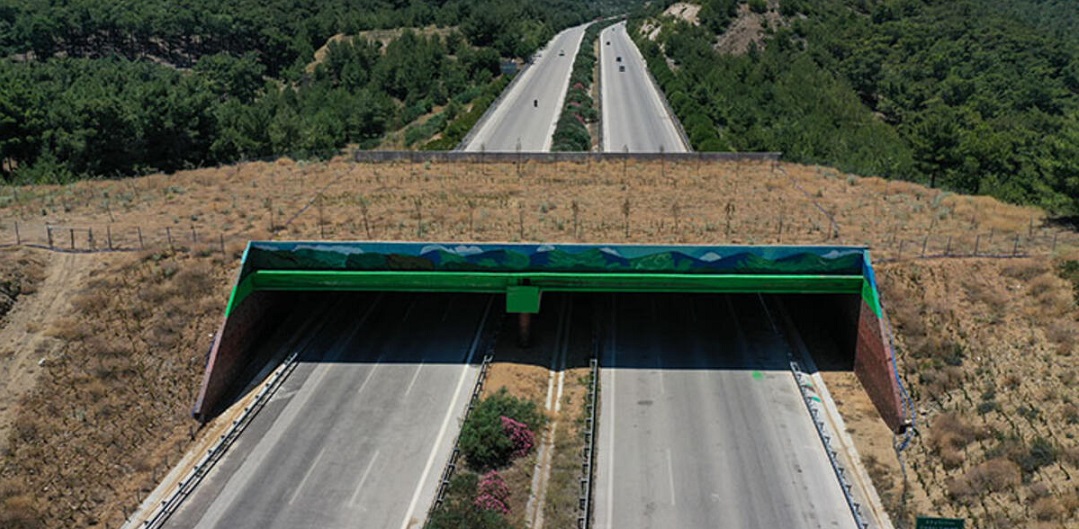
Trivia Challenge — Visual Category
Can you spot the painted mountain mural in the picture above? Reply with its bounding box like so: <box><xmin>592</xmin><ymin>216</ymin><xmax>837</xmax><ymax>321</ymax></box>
<box><xmin>243</xmin><ymin>242</ymin><xmax>866</xmax><ymax>281</ymax></box>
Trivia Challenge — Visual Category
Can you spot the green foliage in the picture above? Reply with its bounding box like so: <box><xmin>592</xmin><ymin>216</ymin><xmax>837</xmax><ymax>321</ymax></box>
<box><xmin>0</xmin><ymin>0</ymin><xmax>633</xmax><ymax>182</ymax></box>
<box><xmin>423</xmin><ymin>75</ymin><xmax>509</xmax><ymax>150</ymax></box>
<box><xmin>550</xmin><ymin>20</ymin><xmax>618</xmax><ymax>152</ymax></box>
<box><xmin>637</xmin><ymin>0</ymin><xmax>1079</xmax><ymax>215</ymax></box>
<box><xmin>458</xmin><ymin>387</ymin><xmax>544</xmax><ymax>471</ymax></box>
<box><xmin>426</xmin><ymin>473</ymin><xmax>515</xmax><ymax>529</ymax></box>
<box><xmin>1057</xmin><ymin>260</ymin><xmax>1079</xmax><ymax>299</ymax></box>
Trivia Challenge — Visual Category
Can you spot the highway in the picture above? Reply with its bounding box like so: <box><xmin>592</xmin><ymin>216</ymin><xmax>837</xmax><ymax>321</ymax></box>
<box><xmin>593</xmin><ymin>294</ymin><xmax>857</xmax><ymax>529</ymax></box>
<box><xmin>463</xmin><ymin>23</ymin><xmax>589</xmax><ymax>152</ymax></box>
<box><xmin>600</xmin><ymin>21</ymin><xmax>689</xmax><ymax>152</ymax></box>
<box><xmin>165</xmin><ymin>293</ymin><xmax>493</xmax><ymax>529</ymax></box>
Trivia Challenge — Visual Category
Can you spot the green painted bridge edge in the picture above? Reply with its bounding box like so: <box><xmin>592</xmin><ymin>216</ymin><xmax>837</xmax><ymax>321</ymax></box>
<box><xmin>225</xmin><ymin>270</ymin><xmax>869</xmax><ymax>316</ymax></box>
<box><xmin>220</xmin><ymin>243</ymin><xmax>888</xmax><ymax>316</ymax></box>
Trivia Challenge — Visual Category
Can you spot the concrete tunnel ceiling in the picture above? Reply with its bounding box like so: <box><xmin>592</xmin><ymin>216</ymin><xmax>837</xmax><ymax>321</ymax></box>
<box><xmin>194</xmin><ymin>241</ymin><xmax>908</xmax><ymax>434</ymax></box>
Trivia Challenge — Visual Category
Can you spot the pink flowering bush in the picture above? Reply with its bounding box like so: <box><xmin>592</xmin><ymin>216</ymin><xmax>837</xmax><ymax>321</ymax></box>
<box><xmin>501</xmin><ymin>416</ymin><xmax>534</xmax><ymax>459</ymax></box>
<box><xmin>473</xmin><ymin>470</ymin><xmax>511</xmax><ymax>514</ymax></box>
<box><xmin>460</xmin><ymin>388</ymin><xmax>545</xmax><ymax>470</ymax></box>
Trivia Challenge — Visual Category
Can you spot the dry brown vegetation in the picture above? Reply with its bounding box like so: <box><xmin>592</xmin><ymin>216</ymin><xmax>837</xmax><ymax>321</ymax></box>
<box><xmin>0</xmin><ymin>155</ymin><xmax>1076</xmax><ymax>528</ymax></box>
<box><xmin>868</xmin><ymin>257</ymin><xmax>1079</xmax><ymax>528</ymax></box>
<box><xmin>0</xmin><ymin>249</ymin><xmax>233</xmax><ymax>528</ymax></box>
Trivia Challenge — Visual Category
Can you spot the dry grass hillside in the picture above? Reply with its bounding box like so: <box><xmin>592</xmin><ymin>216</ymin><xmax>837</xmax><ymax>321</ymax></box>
<box><xmin>0</xmin><ymin>156</ymin><xmax>1076</xmax><ymax>528</ymax></box>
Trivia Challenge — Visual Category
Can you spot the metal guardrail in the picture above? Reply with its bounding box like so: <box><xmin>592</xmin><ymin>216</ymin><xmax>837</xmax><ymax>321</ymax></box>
<box><xmin>354</xmin><ymin>150</ymin><xmax>781</xmax><ymax>163</ymax></box>
<box><xmin>578</xmin><ymin>356</ymin><xmax>600</xmax><ymax>529</ymax></box>
<box><xmin>424</xmin><ymin>309</ymin><xmax>504</xmax><ymax>524</ymax></box>
<box><xmin>128</xmin><ymin>350</ymin><xmax>301</xmax><ymax>529</ymax></box>
<box><xmin>758</xmin><ymin>295</ymin><xmax>869</xmax><ymax>529</ymax></box>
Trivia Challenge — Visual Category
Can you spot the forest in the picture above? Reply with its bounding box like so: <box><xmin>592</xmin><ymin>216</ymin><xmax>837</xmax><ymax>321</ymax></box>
<box><xmin>0</xmin><ymin>0</ymin><xmax>626</xmax><ymax>182</ymax></box>
<box><xmin>635</xmin><ymin>0</ymin><xmax>1079</xmax><ymax>215</ymax></box>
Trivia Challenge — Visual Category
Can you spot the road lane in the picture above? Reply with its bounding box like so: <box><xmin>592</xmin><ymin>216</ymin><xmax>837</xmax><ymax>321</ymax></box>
<box><xmin>593</xmin><ymin>294</ymin><xmax>857</xmax><ymax>529</ymax></box>
<box><xmin>165</xmin><ymin>293</ymin><xmax>493</xmax><ymax>529</ymax></box>
<box><xmin>600</xmin><ymin>22</ymin><xmax>688</xmax><ymax>152</ymax></box>
<box><xmin>463</xmin><ymin>23</ymin><xmax>589</xmax><ymax>152</ymax></box>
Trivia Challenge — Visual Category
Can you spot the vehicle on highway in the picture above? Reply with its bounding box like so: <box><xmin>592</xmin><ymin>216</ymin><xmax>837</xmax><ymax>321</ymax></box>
<box><xmin>559</xmin><ymin>49</ymin><xmax>565</xmax><ymax>56</ymax></box>
<box><xmin>534</xmin><ymin>99</ymin><xmax>538</xmax><ymax>107</ymax></box>
<box><xmin>616</xmin><ymin>56</ymin><xmax>622</xmax><ymax>62</ymax></box>
<box><xmin>607</xmin><ymin>41</ymin><xmax>611</xmax><ymax>45</ymax></box>
<box><xmin>619</xmin><ymin>65</ymin><xmax>626</xmax><ymax>72</ymax></box>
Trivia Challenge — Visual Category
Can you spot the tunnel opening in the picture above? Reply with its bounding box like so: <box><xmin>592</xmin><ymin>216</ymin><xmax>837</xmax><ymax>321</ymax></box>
<box><xmin>193</xmin><ymin>241</ymin><xmax>907</xmax><ymax>432</ymax></box>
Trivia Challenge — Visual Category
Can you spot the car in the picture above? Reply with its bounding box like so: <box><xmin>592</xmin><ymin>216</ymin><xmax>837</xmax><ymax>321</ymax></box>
<box><xmin>559</xmin><ymin>49</ymin><xmax>565</xmax><ymax>56</ymax></box>
<box><xmin>607</xmin><ymin>41</ymin><xmax>611</xmax><ymax>45</ymax></box>
<box><xmin>619</xmin><ymin>65</ymin><xmax>626</xmax><ymax>72</ymax></box>
<box><xmin>616</xmin><ymin>56</ymin><xmax>622</xmax><ymax>62</ymax></box>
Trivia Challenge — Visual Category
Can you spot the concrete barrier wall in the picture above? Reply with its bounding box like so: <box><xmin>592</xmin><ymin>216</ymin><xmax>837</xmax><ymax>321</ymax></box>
<box><xmin>353</xmin><ymin>150</ymin><xmax>780</xmax><ymax>164</ymax></box>
<box><xmin>853</xmin><ymin>297</ymin><xmax>904</xmax><ymax>432</ymax></box>
<box><xmin>192</xmin><ymin>290</ymin><xmax>288</xmax><ymax>421</ymax></box>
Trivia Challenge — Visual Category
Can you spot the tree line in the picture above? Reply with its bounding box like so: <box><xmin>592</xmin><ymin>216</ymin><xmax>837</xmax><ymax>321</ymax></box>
<box><xmin>634</xmin><ymin>0</ymin><xmax>1079</xmax><ymax>215</ymax></box>
<box><xmin>0</xmin><ymin>0</ymin><xmax>630</xmax><ymax>183</ymax></box>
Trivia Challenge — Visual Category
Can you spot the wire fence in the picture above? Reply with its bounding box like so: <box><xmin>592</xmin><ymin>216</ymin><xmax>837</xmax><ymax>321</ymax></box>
<box><xmin>1</xmin><ymin>216</ymin><xmax>1073</xmax><ymax>267</ymax></box>
<box><xmin>0</xmin><ymin>155</ymin><xmax>1076</xmax><ymax>263</ymax></box>
<box><xmin>0</xmin><ymin>221</ymin><xmax>232</xmax><ymax>254</ymax></box>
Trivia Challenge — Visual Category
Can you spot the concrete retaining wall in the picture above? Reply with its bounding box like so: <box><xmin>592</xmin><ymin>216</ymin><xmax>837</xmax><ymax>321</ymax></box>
<box><xmin>192</xmin><ymin>291</ymin><xmax>289</xmax><ymax>422</ymax></box>
<box><xmin>851</xmin><ymin>297</ymin><xmax>904</xmax><ymax>432</ymax></box>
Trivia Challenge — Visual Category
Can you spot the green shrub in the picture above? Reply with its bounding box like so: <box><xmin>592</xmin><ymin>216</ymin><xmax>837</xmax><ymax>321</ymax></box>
<box><xmin>427</xmin><ymin>473</ymin><xmax>515</xmax><ymax>529</ymax></box>
<box><xmin>459</xmin><ymin>388</ymin><xmax>544</xmax><ymax>470</ymax></box>
<box><xmin>1015</xmin><ymin>437</ymin><xmax>1057</xmax><ymax>476</ymax></box>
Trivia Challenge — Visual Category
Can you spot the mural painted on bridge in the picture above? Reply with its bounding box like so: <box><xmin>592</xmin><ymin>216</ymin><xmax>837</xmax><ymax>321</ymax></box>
<box><xmin>241</xmin><ymin>242</ymin><xmax>866</xmax><ymax>280</ymax></box>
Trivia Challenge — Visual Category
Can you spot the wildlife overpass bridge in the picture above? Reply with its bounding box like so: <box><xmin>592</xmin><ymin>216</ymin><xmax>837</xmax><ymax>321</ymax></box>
<box><xmin>193</xmin><ymin>242</ymin><xmax>909</xmax><ymax>433</ymax></box>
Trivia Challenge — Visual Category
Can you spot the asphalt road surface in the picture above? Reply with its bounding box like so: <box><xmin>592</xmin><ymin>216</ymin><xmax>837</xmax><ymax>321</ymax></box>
<box><xmin>463</xmin><ymin>23</ymin><xmax>589</xmax><ymax>152</ymax></box>
<box><xmin>593</xmin><ymin>294</ymin><xmax>857</xmax><ymax>529</ymax></box>
<box><xmin>600</xmin><ymin>22</ymin><xmax>689</xmax><ymax>153</ymax></box>
<box><xmin>165</xmin><ymin>293</ymin><xmax>493</xmax><ymax>529</ymax></box>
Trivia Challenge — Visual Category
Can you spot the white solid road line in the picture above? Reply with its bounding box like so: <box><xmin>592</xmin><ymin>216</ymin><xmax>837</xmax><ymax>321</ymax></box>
<box><xmin>603</xmin><ymin>299</ymin><xmax>617</xmax><ymax>529</ymax></box>
<box><xmin>287</xmin><ymin>447</ymin><xmax>326</xmax><ymax>505</ymax></box>
<box><xmin>398</xmin><ymin>296</ymin><xmax>493</xmax><ymax>529</ymax></box>
<box><xmin>349</xmin><ymin>450</ymin><xmax>381</xmax><ymax>508</ymax></box>
<box><xmin>554</xmin><ymin>302</ymin><xmax>572</xmax><ymax>413</ymax></box>
<box><xmin>600</xmin><ymin>25</ymin><xmax>612</xmax><ymax>152</ymax></box>
<box><xmin>665</xmin><ymin>448</ymin><xmax>676</xmax><ymax>506</ymax></box>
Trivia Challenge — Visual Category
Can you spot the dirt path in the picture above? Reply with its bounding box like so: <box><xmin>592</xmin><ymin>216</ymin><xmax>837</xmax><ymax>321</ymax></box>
<box><xmin>0</xmin><ymin>250</ymin><xmax>99</xmax><ymax>446</ymax></box>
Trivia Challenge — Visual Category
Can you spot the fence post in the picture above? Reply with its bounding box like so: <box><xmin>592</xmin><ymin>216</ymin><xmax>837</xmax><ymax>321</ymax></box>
<box><xmin>973</xmin><ymin>234</ymin><xmax>980</xmax><ymax>256</ymax></box>
<box><xmin>166</xmin><ymin>227</ymin><xmax>173</xmax><ymax>251</ymax></box>
<box><xmin>137</xmin><ymin>227</ymin><xmax>144</xmax><ymax>250</ymax></box>
<box><xmin>88</xmin><ymin>227</ymin><xmax>94</xmax><ymax>250</ymax></box>
<box><xmin>921</xmin><ymin>236</ymin><xmax>928</xmax><ymax>258</ymax></box>
<box><xmin>191</xmin><ymin>225</ymin><xmax>197</xmax><ymax>244</ymax></box>
<box><xmin>945</xmin><ymin>236</ymin><xmax>952</xmax><ymax>256</ymax></box>
<box><xmin>106</xmin><ymin>225</ymin><xmax>112</xmax><ymax>250</ymax></box>
<box><xmin>897</xmin><ymin>240</ymin><xmax>904</xmax><ymax>261</ymax></box>
<box><xmin>1051</xmin><ymin>232</ymin><xmax>1058</xmax><ymax>253</ymax></box>
<box><xmin>14</xmin><ymin>221</ymin><xmax>19</xmax><ymax>245</ymax></box>
<box><xmin>1012</xmin><ymin>233</ymin><xmax>1020</xmax><ymax>256</ymax></box>
<box><xmin>220</xmin><ymin>234</ymin><xmax>226</xmax><ymax>254</ymax></box>
<box><xmin>70</xmin><ymin>228</ymin><xmax>75</xmax><ymax>250</ymax></box>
